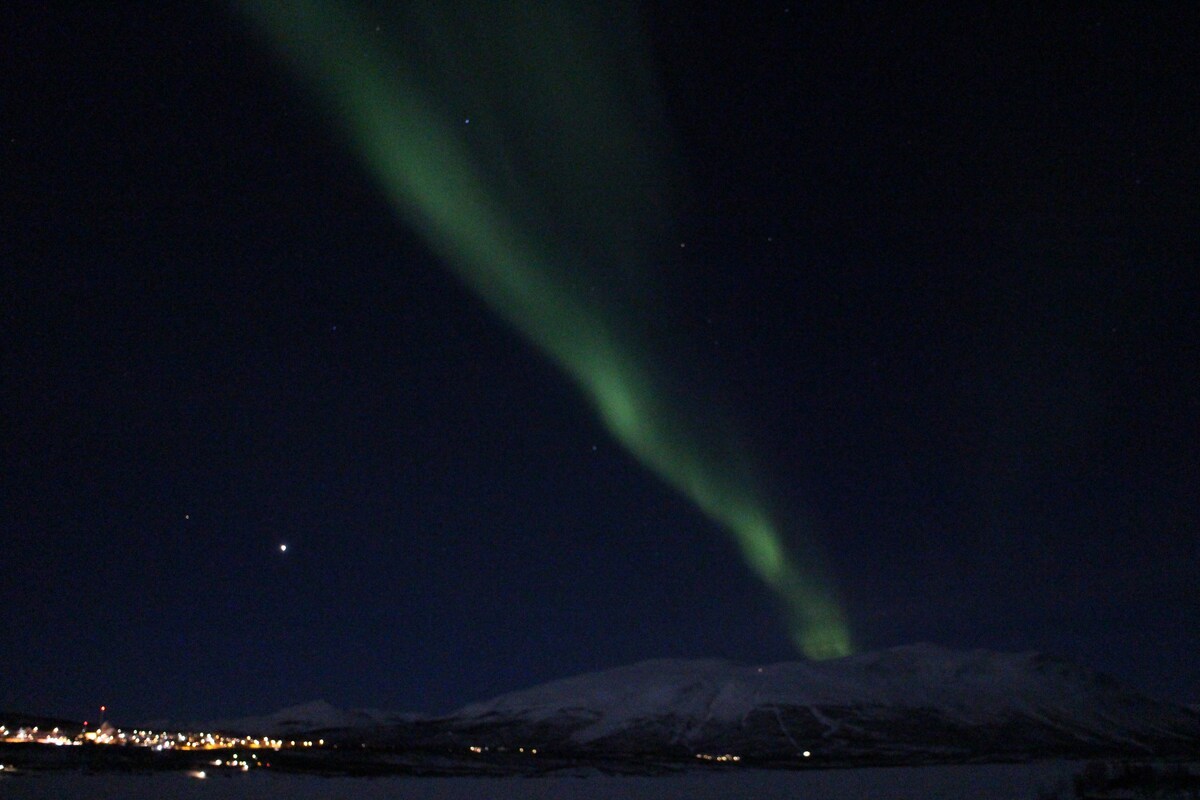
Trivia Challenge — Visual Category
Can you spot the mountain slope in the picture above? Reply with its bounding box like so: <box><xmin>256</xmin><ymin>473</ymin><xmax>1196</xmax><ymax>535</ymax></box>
<box><xmin>226</xmin><ymin>645</ymin><xmax>1200</xmax><ymax>765</ymax></box>
<box><xmin>423</xmin><ymin>644</ymin><xmax>1200</xmax><ymax>761</ymax></box>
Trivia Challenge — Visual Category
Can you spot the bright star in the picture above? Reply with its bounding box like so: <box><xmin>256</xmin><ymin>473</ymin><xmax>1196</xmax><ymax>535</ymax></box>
<box><xmin>279</xmin><ymin>544</ymin><xmax>288</xmax><ymax>553</ymax></box>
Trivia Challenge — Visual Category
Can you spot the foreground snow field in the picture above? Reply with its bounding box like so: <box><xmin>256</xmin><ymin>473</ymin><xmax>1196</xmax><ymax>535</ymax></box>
<box><xmin>0</xmin><ymin>761</ymin><xmax>1088</xmax><ymax>799</ymax></box>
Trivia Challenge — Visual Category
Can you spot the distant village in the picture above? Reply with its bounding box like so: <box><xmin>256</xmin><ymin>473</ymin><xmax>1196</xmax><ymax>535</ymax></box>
<box><xmin>1</xmin><ymin>719</ymin><xmax>287</xmax><ymax>752</ymax></box>
<box><xmin>0</xmin><ymin>712</ymin><xmax>332</xmax><ymax>777</ymax></box>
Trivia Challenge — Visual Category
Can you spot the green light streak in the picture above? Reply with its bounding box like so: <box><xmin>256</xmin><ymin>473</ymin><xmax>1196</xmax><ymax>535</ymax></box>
<box><xmin>235</xmin><ymin>0</ymin><xmax>852</xmax><ymax>658</ymax></box>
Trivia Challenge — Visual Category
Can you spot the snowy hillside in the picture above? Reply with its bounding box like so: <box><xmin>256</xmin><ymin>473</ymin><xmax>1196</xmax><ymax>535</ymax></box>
<box><xmin>220</xmin><ymin>645</ymin><xmax>1200</xmax><ymax>764</ymax></box>
<box><xmin>426</xmin><ymin>644</ymin><xmax>1200</xmax><ymax>760</ymax></box>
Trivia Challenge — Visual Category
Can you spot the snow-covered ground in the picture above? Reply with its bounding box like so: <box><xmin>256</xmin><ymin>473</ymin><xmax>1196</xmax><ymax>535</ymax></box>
<box><xmin>0</xmin><ymin>761</ymin><xmax>1086</xmax><ymax>799</ymax></box>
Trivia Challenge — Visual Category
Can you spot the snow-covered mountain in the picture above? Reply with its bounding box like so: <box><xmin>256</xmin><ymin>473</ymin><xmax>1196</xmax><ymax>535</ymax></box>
<box><xmin>226</xmin><ymin>645</ymin><xmax>1200</xmax><ymax>764</ymax></box>
<box><xmin>420</xmin><ymin>644</ymin><xmax>1200</xmax><ymax>761</ymax></box>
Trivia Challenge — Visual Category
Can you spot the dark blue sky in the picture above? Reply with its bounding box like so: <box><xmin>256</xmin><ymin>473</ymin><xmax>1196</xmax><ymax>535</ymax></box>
<box><xmin>3</xmin><ymin>3</ymin><xmax>1197</xmax><ymax>723</ymax></box>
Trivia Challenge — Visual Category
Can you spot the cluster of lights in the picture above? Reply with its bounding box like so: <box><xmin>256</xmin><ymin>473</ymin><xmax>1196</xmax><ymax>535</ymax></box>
<box><xmin>93</xmin><ymin>728</ymin><xmax>284</xmax><ymax>751</ymax></box>
<box><xmin>1</xmin><ymin>721</ymin><xmax>287</xmax><ymax>752</ymax></box>
<box><xmin>1</xmin><ymin>726</ymin><xmax>78</xmax><ymax>747</ymax></box>
<box><xmin>467</xmin><ymin>745</ymin><xmax>538</xmax><ymax>755</ymax></box>
<box><xmin>211</xmin><ymin>752</ymin><xmax>263</xmax><ymax>771</ymax></box>
<box><xmin>180</xmin><ymin>732</ymin><xmax>283</xmax><ymax>751</ymax></box>
<box><xmin>695</xmin><ymin>753</ymin><xmax>741</xmax><ymax>762</ymax></box>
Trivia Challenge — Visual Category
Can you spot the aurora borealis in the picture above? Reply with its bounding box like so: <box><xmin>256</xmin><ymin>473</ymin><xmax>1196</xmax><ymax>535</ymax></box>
<box><xmin>235</xmin><ymin>0</ymin><xmax>852</xmax><ymax>658</ymax></box>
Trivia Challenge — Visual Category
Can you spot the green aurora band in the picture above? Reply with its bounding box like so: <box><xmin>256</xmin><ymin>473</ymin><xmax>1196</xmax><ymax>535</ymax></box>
<box><xmin>236</xmin><ymin>0</ymin><xmax>852</xmax><ymax>658</ymax></box>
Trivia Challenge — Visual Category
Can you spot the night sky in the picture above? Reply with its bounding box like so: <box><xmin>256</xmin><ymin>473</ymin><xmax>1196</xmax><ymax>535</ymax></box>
<box><xmin>4</xmin><ymin>3</ymin><xmax>1197</xmax><ymax>724</ymax></box>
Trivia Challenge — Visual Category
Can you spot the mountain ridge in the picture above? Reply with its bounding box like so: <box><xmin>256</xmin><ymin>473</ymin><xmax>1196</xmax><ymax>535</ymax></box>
<box><xmin>214</xmin><ymin>644</ymin><xmax>1200</xmax><ymax>764</ymax></box>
